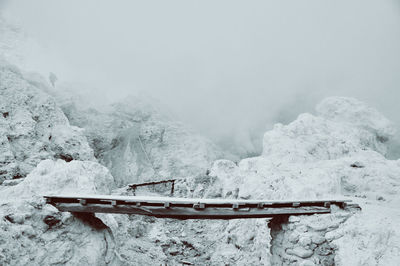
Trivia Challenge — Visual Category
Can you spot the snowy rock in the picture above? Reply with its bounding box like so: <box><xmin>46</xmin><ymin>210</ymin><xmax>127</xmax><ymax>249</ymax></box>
<box><xmin>8</xmin><ymin>159</ymin><xmax>114</xmax><ymax>197</ymax></box>
<box><xmin>0</xmin><ymin>158</ymin><xmax>117</xmax><ymax>266</ymax></box>
<box><xmin>316</xmin><ymin>97</ymin><xmax>396</xmax><ymax>143</ymax></box>
<box><xmin>1</xmin><ymin>178</ymin><xmax>24</xmax><ymax>186</ymax></box>
<box><xmin>286</xmin><ymin>247</ymin><xmax>313</xmax><ymax>258</ymax></box>
<box><xmin>262</xmin><ymin>97</ymin><xmax>396</xmax><ymax>162</ymax></box>
<box><xmin>209</xmin><ymin>96</ymin><xmax>400</xmax><ymax>265</ymax></box>
<box><xmin>2</xmin><ymin>60</ymin><xmax>400</xmax><ymax>266</ymax></box>
<box><xmin>298</xmin><ymin>236</ymin><xmax>312</xmax><ymax>246</ymax></box>
<box><xmin>49</xmin><ymin>125</ymin><xmax>94</xmax><ymax>162</ymax></box>
<box><xmin>270</xmin><ymin>212</ymin><xmax>347</xmax><ymax>265</ymax></box>
<box><xmin>299</xmin><ymin>260</ymin><xmax>316</xmax><ymax>266</ymax></box>
<box><xmin>57</xmin><ymin>92</ymin><xmax>225</xmax><ymax>186</ymax></box>
<box><xmin>0</xmin><ymin>61</ymin><xmax>94</xmax><ymax>183</ymax></box>
<box><xmin>311</xmin><ymin>234</ymin><xmax>326</xmax><ymax>245</ymax></box>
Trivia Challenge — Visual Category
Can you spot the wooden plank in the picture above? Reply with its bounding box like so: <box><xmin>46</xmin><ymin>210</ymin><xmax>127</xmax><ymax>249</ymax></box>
<box><xmin>129</xmin><ymin>180</ymin><xmax>176</xmax><ymax>191</ymax></box>
<box><xmin>129</xmin><ymin>179</ymin><xmax>176</xmax><ymax>187</ymax></box>
<box><xmin>44</xmin><ymin>194</ymin><xmax>351</xmax><ymax>206</ymax></box>
<box><xmin>54</xmin><ymin>203</ymin><xmax>331</xmax><ymax>219</ymax></box>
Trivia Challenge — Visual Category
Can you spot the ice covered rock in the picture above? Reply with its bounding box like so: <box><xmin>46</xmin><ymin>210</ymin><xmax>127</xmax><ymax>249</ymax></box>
<box><xmin>262</xmin><ymin>97</ymin><xmax>395</xmax><ymax>163</ymax></box>
<box><xmin>269</xmin><ymin>208</ymin><xmax>355</xmax><ymax>265</ymax></box>
<box><xmin>208</xmin><ymin>98</ymin><xmax>400</xmax><ymax>202</ymax></box>
<box><xmin>209</xmin><ymin>149</ymin><xmax>400</xmax><ymax>202</ymax></box>
<box><xmin>103</xmin><ymin>96</ymin><xmax>400</xmax><ymax>266</ymax></box>
<box><xmin>0</xmin><ymin>158</ymin><xmax>117</xmax><ymax>266</ymax></box>
<box><xmin>316</xmin><ymin>97</ymin><xmax>396</xmax><ymax>142</ymax></box>
<box><xmin>7</xmin><ymin>159</ymin><xmax>114</xmax><ymax>197</ymax></box>
<box><xmin>57</xmin><ymin>92</ymin><xmax>225</xmax><ymax>186</ymax></box>
<box><xmin>0</xmin><ymin>61</ymin><xmax>94</xmax><ymax>183</ymax></box>
<box><xmin>207</xmin><ymin>96</ymin><xmax>400</xmax><ymax>265</ymax></box>
<box><xmin>2</xmin><ymin>63</ymin><xmax>399</xmax><ymax>266</ymax></box>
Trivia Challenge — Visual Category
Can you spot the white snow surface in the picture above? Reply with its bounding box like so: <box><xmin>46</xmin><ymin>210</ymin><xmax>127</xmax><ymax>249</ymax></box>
<box><xmin>45</xmin><ymin>193</ymin><xmax>350</xmax><ymax>205</ymax></box>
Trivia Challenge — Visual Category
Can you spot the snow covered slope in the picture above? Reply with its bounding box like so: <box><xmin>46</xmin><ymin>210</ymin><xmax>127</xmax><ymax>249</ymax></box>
<box><xmin>56</xmin><ymin>89</ymin><xmax>226</xmax><ymax>186</ymax></box>
<box><xmin>1</xmin><ymin>55</ymin><xmax>399</xmax><ymax>265</ymax></box>
<box><xmin>0</xmin><ymin>60</ymin><xmax>94</xmax><ymax>183</ymax></box>
<box><xmin>0</xmin><ymin>159</ymin><xmax>116</xmax><ymax>266</ymax></box>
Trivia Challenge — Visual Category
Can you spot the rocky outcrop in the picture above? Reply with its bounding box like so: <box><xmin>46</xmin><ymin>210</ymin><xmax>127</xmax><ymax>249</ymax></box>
<box><xmin>0</xmin><ymin>61</ymin><xmax>94</xmax><ymax>183</ymax></box>
<box><xmin>208</xmin><ymin>96</ymin><xmax>400</xmax><ymax>265</ymax></box>
<box><xmin>9</xmin><ymin>159</ymin><xmax>114</xmax><ymax>196</ymax></box>
<box><xmin>270</xmin><ymin>209</ymin><xmax>353</xmax><ymax>266</ymax></box>
<box><xmin>262</xmin><ymin>97</ymin><xmax>395</xmax><ymax>163</ymax></box>
<box><xmin>0</xmin><ymin>159</ymin><xmax>116</xmax><ymax>266</ymax></box>
<box><xmin>98</xmin><ymin>96</ymin><xmax>400</xmax><ymax>266</ymax></box>
<box><xmin>57</xmin><ymin>92</ymin><xmax>225</xmax><ymax>186</ymax></box>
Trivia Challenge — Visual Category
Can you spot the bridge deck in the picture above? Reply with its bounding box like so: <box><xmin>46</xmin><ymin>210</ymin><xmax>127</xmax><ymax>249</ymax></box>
<box><xmin>44</xmin><ymin>194</ymin><xmax>352</xmax><ymax>219</ymax></box>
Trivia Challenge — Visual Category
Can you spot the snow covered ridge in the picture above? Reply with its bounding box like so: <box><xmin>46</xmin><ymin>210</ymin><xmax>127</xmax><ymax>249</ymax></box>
<box><xmin>0</xmin><ymin>60</ymin><xmax>94</xmax><ymax>183</ymax></box>
<box><xmin>263</xmin><ymin>96</ymin><xmax>396</xmax><ymax>163</ymax></box>
<box><xmin>1</xmin><ymin>58</ymin><xmax>400</xmax><ymax>265</ymax></box>
<box><xmin>55</xmin><ymin>87</ymin><xmax>227</xmax><ymax>187</ymax></box>
<box><xmin>206</xmin><ymin>96</ymin><xmax>399</xmax><ymax>202</ymax></box>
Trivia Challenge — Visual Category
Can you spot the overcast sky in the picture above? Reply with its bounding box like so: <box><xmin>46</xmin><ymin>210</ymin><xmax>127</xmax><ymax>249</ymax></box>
<box><xmin>1</xmin><ymin>0</ymin><xmax>400</xmax><ymax>155</ymax></box>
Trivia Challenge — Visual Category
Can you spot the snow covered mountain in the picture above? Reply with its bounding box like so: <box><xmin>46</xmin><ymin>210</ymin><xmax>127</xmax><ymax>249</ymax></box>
<box><xmin>55</xmin><ymin>90</ymin><xmax>227</xmax><ymax>187</ymax></box>
<box><xmin>1</xmin><ymin>56</ymin><xmax>399</xmax><ymax>265</ymax></box>
<box><xmin>0</xmin><ymin>60</ymin><xmax>94</xmax><ymax>183</ymax></box>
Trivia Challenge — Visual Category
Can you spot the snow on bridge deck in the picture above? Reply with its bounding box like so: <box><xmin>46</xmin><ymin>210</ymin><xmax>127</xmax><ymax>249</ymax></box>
<box><xmin>44</xmin><ymin>194</ymin><xmax>355</xmax><ymax>219</ymax></box>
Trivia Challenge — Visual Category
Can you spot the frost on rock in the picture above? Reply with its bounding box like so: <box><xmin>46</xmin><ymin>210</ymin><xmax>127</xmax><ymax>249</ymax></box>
<box><xmin>57</xmin><ymin>92</ymin><xmax>225</xmax><ymax>186</ymax></box>
<box><xmin>262</xmin><ymin>97</ymin><xmax>395</xmax><ymax>162</ymax></box>
<box><xmin>8</xmin><ymin>159</ymin><xmax>114</xmax><ymax>197</ymax></box>
<box><xmin>208</xmin><ymin>96</ymin><xmax>400</xmax><ymax>265</ymax></box>
<box><xmin>100</xmin><ymin>96</ymin><xmax>400</xmax><ymax>266</ymax></box>
<box><xmin>2</xmin><ymin>67</ymin><xmax>400</xmax><ymax>266</ymax></box>
<box><xmin>0</xmin><ymin>61</ymin><xmax>94</xmax><ymax>183</ymax></box>
<box><xmin>0</xmin><ymin>159</ymin><xmax>116</xmax><ymax>266</ymax></box>
<box><xmin>316</xmin><ymin>97</ymin><xmax>396</xmax><ymax>142</ymax></box>
<box><xmin>104</xmin><ymin>96</ymin><xmax>400</xmax><ymax>266</ymax></box>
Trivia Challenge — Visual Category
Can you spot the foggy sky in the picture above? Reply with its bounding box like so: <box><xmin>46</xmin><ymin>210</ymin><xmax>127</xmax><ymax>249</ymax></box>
<box><xmin>1</xmin><ymin>0</ymin><xmax>400</xmax><ymax>155</ymax></box>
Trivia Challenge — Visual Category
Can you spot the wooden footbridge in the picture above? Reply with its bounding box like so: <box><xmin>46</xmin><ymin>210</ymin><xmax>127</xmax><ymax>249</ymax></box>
<box><xmin>44</xmin><ymin>194</ymin><xmax>354</xmax><ymax>219</ymax></box>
